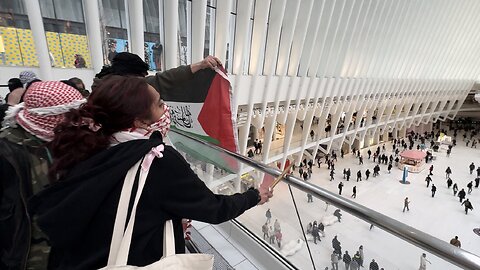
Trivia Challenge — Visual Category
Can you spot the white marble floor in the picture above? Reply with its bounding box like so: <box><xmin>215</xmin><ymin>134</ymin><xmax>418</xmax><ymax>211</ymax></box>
<box><xmin>237</xmin><ymin>131</ymin><xmax>480</xmax><ymax>270</ymax></box>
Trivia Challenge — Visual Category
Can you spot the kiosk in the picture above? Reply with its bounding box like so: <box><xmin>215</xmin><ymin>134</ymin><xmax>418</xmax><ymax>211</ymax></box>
<box><xmin>398</xmin><ymin>150</ymin><xmax>427</xmax><ymax>173</ymax></box>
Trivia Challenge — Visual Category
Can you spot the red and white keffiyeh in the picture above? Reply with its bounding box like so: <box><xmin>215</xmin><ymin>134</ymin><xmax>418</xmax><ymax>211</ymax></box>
<box><xmin>110</xmin><ymin>103</ymin><xmax>171</xmax><ymax>146</ymax></box>
<box><xmin>2</xmin><ymin>81</ymin><xmax>85</xmax><ymax>141</ymax></box>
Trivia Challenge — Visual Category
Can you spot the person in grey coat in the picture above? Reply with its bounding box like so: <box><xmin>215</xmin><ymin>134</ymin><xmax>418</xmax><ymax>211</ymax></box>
<box><xmin>350</xmin><ymin>258</ymin><xmax>359</xmax><ymax>270</ymax></box>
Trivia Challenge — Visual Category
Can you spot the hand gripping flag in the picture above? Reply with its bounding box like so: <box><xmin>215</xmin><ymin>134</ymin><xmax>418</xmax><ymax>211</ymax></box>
<box><xmin>160</xmin><ymin>66</ymin><xmax>239</xmax><ymax>172</ymax></box>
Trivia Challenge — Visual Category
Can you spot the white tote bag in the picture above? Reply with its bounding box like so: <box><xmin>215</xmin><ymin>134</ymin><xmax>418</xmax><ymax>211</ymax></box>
<box><xmin>101</xmin><ymin>157</ymin><xmax>214</xmax><ymax>269</ymax></box>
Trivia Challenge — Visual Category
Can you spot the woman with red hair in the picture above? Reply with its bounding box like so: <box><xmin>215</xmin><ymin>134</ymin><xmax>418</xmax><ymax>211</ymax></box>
<box><xmin>30</xmin><ymin>75</ymin><xmax>272</xmax><ymax>269</ymax></box>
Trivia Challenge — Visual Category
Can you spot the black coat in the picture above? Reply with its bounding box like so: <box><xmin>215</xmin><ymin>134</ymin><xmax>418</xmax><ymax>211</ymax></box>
<box><xmin>332</xmin><ymin>238</ymin><xmax>341</xmax><ymax>250</ymax></box>
<box><xmin>30</xmin><ymin>133</ymin><xmax>259</xmax><ymax>269</ymax></box>
<box><xmin>0</xmin><ymin>137</ymin><xmax>34</xmax><ymax>269</ymax></box>
<box><xmin>0</xmin><ymin>128</ymin><xmax>52</xmax><ymax>269</ymax></box>
<box><xmin>369</xmin><ymin>261</ymin><xmax>379</xmax><ymax>270</ymax></box>
<box><xmin>343</xmin><ymin>253</ymin><xmax>351</xmax><ymax>264</ymax></box>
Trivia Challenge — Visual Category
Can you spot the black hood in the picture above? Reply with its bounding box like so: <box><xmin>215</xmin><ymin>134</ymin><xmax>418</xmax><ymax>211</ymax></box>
<box><xmin>29</xmin><ymin>133</ymin><xmax>163</xmax><ymax>248</ymax></box>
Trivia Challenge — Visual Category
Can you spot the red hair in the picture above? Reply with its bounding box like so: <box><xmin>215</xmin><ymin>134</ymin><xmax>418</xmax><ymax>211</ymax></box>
<box><xmin>50</xmin><ymin>75</ymin><xmax>154</xmax><ymax>180</ymax></box>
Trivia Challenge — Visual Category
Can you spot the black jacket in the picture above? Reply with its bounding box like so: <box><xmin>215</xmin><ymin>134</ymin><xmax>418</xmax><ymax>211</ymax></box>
<box><xmin>343</xmin><ymin>253</ymin><xmax>351</xmax><ymax>264</ymax></box>
<box><xmin>0</xmin><ymin>103</ymin><xmax>9</xmax><ymax>126</ymax></box>
<box><xmin>0</xmin><ymin>127</ymin><xmax>51</xmax><ymax>270</ymax></box>
<box><xmin>30</xmin><ymin>133</ymin><xmax>259</xmax><ymax>269</ymax></box>
<box><xmin>0</xmin><ymin>137</ymin><xmax>32</xmax><ymax>269</ymax></box>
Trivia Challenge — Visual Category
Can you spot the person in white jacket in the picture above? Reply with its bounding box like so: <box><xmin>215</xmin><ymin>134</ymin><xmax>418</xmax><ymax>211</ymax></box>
<box><xmin>419</xmin><ymin>253</ymin><xmax>431</xmax><ymax>270</ymax></box>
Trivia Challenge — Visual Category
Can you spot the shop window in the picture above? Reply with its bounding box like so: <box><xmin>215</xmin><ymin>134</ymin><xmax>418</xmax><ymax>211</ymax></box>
<box><xmin>0</xmin><ymin>1</ymin><xmax>38</xmax><ymax>67</ymax></box>
<box><xmin>39</xmin><ymin>0</ymin><xmax>92</xmax><ymax>68</ymax></box>
<box><xmin>100</xmin><ymin>0</ymin><xmax>128</xmax><ymax>65</ymax></box>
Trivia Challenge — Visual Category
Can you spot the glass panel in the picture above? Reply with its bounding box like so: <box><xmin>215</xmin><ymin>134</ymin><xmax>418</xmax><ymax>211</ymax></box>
<box><xmin>178</xmin><ymin>0</ymin><xmax>188</xmax><ymax>65</ymax></box>
<box><xmin>166</xmin><ymin>128</ymin><xmax>479</xmax><ymax>270</ymax></box>
<box><xmin>54</xmin><ymin>0</ymin><xmax>84</xmax><ymax>22</ymax></box>
<box><xmin>168</xmin><ymin>130</ymin><xmax>315</xmax><ymax>269</ymax></box>
<box><xmin>101</xmin><ymin>0</ymin><xmax>126</xmax><ymax>28</ymax></box>
<box><xmin>204</xmin><ymin>6</ymin><xmax>215</xmax><ymax>58</ymax></box>
<box><xmin>143</xmin><ymin>0</ymin><xmax>159</xmax><ymax>33</ymax></box>
<box><xmin>39</xmin><ymin>0</ymin><xmax>91</xmax><ymax>68</ymax></box>
<box><xmin>225</xmin><ymin>13</ymin><xmax>235</xmax><ymax>73</ymax></box>
<box><xmin>38</xmin><ymin>0</ymin><xmax>55</xmax><ymax>19</ymax></box>
<box><xmin>0</xmin><ymin>0</ymin><xmax>36</xmax><ymax>66</ymax></box>
<box><xmin>100</xmin><ymin>0</ymin><xmax>128</xmax><ymax>65</ymax></box>
<box><xmin>0</xmin><ymin>1</ymin><xmax>26</xmax><ymax>14</ymax></box>
<box><xmin>236</xmin><ymin>170</ymin><xmax>315</xmax><ymax>270</ymax></box>
<box><xmin>290</xmin><ymin>187</ymin><xmax>463</xmax><ymax>269</ymax></box>
<box><xmin>143</xmin><ymin>0</ymin><xmax>161</xmax><ymax>71</ymax></box>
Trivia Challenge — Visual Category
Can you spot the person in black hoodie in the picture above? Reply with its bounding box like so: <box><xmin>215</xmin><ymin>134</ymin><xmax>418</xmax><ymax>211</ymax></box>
<box><xmin>30</xmin><ymin>76</ymin><xmax>273</xmax><ymax>269</ymax></box>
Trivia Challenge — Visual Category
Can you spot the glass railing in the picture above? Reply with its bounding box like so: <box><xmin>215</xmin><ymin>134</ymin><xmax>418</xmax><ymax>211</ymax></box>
<box><xmin>168</xmin><ymin>128</ymin><xmax>480</xmax><ymax>270</ymax></box>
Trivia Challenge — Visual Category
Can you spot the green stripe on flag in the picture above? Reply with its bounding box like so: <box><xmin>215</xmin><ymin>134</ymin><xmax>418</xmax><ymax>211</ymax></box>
<box><xmin>170</xmin><ymin>126</ymin><xmax>220</xmax><ymax>144</ymax></box>
<box><xmin>168</xmin><ymin>127</ymin><xmax>239</xmax><ymax>174</ymax></box>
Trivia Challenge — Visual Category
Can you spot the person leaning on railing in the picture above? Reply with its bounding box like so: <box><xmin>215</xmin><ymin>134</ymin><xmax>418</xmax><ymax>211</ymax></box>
<box><xmin>29</xmin><ymin>75</ymin><xmax>273</xmax><ymax>269</ymax></box>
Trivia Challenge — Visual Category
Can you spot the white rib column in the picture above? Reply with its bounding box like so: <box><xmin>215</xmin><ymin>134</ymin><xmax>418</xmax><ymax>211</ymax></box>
<box><xmin>127</xmin><ymin>0</ymin><xmax>145</xmax><ymax>59</ymax></box>
<box><xmin>163</xmin><ymin>0</ymin><xmax>179</xmax><ymax>69</ymax></box>
<box><xmin>83</xmin><ymin>0</ymin><xmax>104</xmax><ymax>72</ymax></box>
<box><xmin>214</xmin><ymin>0</ymin><xmax>232</xmax><ymax>64</ymax></box>
<box><xmin>23</xmin><ymin>0</ymin><xmax>52</xmax><ymax>80</ymax></box>
<box><xmin>191</xmin><ymin>0</ymin><xmax>207</xmax><ymax>63</ymax></box>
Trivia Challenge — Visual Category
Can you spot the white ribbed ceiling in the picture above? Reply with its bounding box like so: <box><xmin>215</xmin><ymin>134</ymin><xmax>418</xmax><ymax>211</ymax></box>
<box><xmin>206</xmin><ymin>0</ymin><xmax>480</xmax><ymax>81</ymax></box>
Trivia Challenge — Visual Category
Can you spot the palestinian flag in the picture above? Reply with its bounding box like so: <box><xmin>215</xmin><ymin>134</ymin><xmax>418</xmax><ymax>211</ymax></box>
<box><xmin>160</xmin><ymin>67</ymin><xmax>239</xmax><ymax>172</ymax></box>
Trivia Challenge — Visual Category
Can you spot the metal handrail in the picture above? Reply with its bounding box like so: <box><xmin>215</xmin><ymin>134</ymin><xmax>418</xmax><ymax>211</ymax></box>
<box><xmin>170</xmin><ymin>129</ymin><xmax>480</xmax><ymax>270</ymax></box>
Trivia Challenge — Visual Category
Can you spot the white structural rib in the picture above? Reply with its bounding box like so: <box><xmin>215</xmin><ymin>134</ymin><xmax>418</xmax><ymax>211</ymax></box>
<box><xmin>191</xmin><ymin>0</ymin><xmax>208</xmax><ymax>63</ymax></box>
<box><xmin>163</xmin><ymin>0</ymin><xmax>179</xmax><ymax>69</ymax></box>
<box><xmin>140</xmin><ymin>0</ymin><xmax>480</xmax><ymax>189</ymax></box>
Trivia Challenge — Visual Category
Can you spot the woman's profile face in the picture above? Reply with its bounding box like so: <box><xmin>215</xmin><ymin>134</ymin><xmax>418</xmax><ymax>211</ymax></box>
<box><xmin>146</xmin><ymin>85</ymin><xmax>166</xmax><ymax>124</ymax></box>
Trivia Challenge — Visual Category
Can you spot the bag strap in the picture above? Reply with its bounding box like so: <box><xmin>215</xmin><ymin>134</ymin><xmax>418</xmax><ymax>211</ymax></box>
<box><xmin>163</xmin><ymin>220</ymin><xmax>176</xmax><ymax>257</ymax></box>
<box><xmin>106</xmin><ymin>145</ymin><xmax>174</xmax><ymax>266</ymax></box>
<box><xmin>114</xmin><ymin>160</ymin><xmax>149</xmax><ymax>265</ymax></box>
<box><xmin>106</xmin><ymin>159</ymin><xmax>142</xmax><ymax>265</ymax></box>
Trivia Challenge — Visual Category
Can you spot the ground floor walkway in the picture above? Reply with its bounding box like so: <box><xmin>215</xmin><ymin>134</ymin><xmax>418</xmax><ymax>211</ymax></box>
<box><xmin>238</xmin><ymin>129</ymin><xmax>480</xmax><ymax>269</ymax></box>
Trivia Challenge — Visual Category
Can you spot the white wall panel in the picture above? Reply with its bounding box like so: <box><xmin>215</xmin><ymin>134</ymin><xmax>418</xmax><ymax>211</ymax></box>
<box><xmin>232</xmin><ymin>75</ymin><xmax>252</xmax><ymax>105</ymax></box>
<box><xmin>251</xmin><ymin>76</ymin><xmax>268</xmax><ymax>104</ymax></box>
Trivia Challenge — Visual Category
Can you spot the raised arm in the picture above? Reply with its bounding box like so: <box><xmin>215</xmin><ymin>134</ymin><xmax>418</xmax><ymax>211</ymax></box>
<box><xmin>146</xmin><ymin>147</ymin><xmax>272</xmax><ymax>224</ymax></box>
<box><xmin>145</xmin><ymin>55</ymin><xmax>223</xmax><ymax>93</ymax></box>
